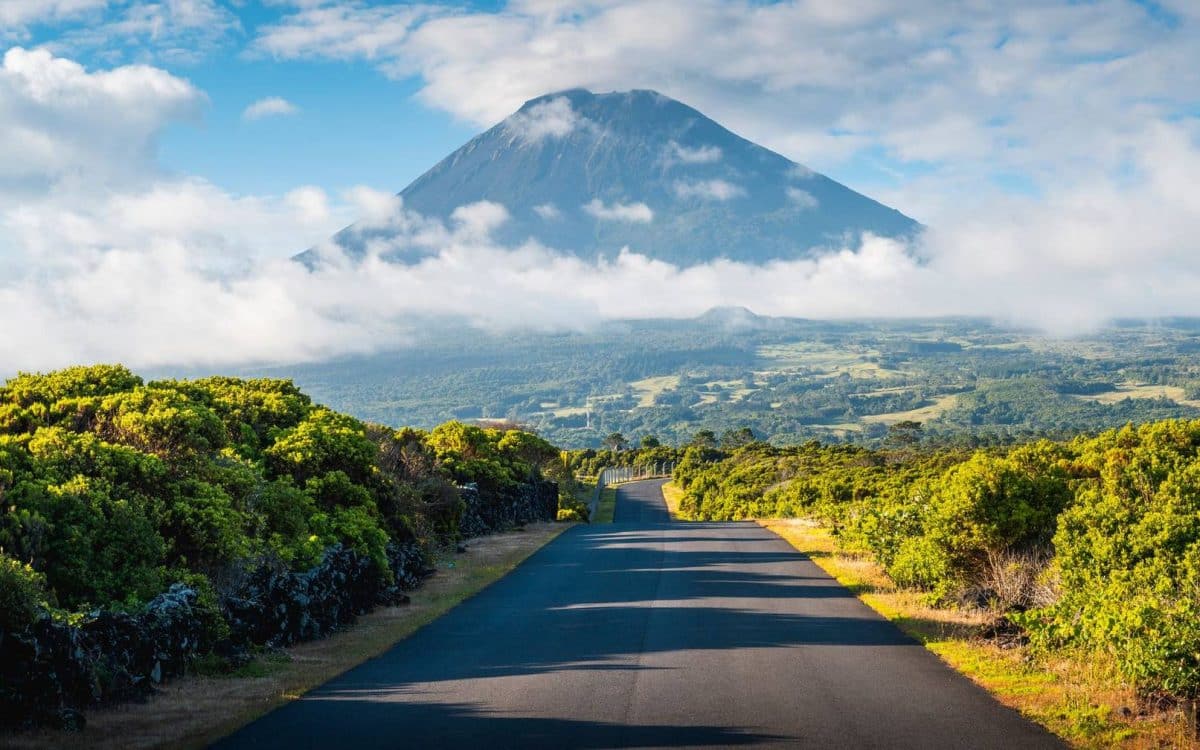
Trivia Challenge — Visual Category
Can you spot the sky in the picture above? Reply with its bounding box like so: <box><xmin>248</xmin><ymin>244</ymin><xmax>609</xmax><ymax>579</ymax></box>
<box><xmin>1</xmin><ymin>0</ymin><xmax>1199</xmax><ymax>370</ymax></box>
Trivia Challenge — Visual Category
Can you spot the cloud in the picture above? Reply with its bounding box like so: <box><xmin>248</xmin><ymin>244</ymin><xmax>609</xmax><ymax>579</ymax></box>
<box><xmin>450</xmin><ymin>200</ymin><xmax>510</xmax><ymax>237</ymax></box>
<box><xmin>583</xmin><ymin>198</ymin><xmax>653</xmax><ymax>223</ymax></box>
<box><xmin>243</xmin><ymin>96</ymin><xmax>300</xmax><ymax>120</ymax></box>
<box><xmin>533</xmin><ymin>203</ymin><xmax>561</xmax><ymax>220</ymax></box>
<box><xmin>284</xmin><ymin>186</ymin><xmax>330</xmax><ymax>224</ymax></box>
<box><xmin>4</xmin><ymin>178</ymin><xmax>352</xmax><ymax>264</ymax></box>
<box><xmin>667</xmin><ymin>141</ymin><xmax>722</xmax><ymax>164</ymax></box>
<box><xmin>673</xmin><ymin>179</ymin><xmax>745</xmax><ymax>201</ymax></box>
<box><xmin>786</xmin><ymin>187</ymin><xmax>818</xmax><ymax>209</ymax></box>
<box><xmin>0</xmin><ymin>46</ymin><xmax>203</xmax><ymax>192</ymax></box>
<box><xmin>0</xmin><ymin>0</ymin><xmax>105</xmax><ymax>29</ymax></box>
<box><xmin>5</xmin><ymin>118</ymin><xmax>1200</xmax><ymax>372</ymax></box>
<box><xmin>43</xmin><ymin>0</ymin><xmax>241</xmax><ymax>64</ymax></box>
<box><xmin>505</xmin><ymin>96</ymin><xmax>582</xmax><ymax>142</ymax></box>
<box><xmin>255</xmin><ymin>2</ymin><xmax>435</xmax><ymax>61</ymax></box>
<box><xmin>343</xmin><ymin>185</ymin><xmax>403</xmax><ymax>223</ymax></box>
<box><xmin>788</xmin><ymin>164</ymin><xmax>816</xmax><ymax>180</ymax></box>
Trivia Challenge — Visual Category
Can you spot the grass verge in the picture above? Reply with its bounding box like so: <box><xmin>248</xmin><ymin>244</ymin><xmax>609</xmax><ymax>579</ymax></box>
<box><xmin>660</xmin><ymin>481</ymin><xmax>687</xmax><ymax>520</ymax></box>
<box><xmin>5</xmin><ymin>522</ymin><xmax>571</xmax><ymax>750</ymax></box>
<box><xmin>760</xmin><ymin>518</ymin><xmax>1198</xmax><ymax>749</ymax></box>
<box><xmin>594</xmin><ymin>487</ymin><xmax>617</xmax><ymax>523</ymax></box>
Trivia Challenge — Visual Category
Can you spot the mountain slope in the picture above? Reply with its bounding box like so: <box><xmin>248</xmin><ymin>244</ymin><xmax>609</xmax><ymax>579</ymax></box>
<box><xmin>314</xmin><ymin>89</ymin><xmax>919</xmax><ymax>266</ymax></box>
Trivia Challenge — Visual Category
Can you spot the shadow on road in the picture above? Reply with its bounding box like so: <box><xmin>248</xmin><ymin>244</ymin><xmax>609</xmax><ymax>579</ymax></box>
<box><xmin>276</xmin><ymin>697</ymin><xmax>782</xmax><ymax>748</ymax></box>
<box><xmin>217</xmin><ymin>479</ymin><xmax>1062</xmax><ymax>749</ymax></box>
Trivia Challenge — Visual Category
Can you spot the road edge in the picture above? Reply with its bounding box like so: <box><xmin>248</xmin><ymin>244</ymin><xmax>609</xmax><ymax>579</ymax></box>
<box><xmin>757</xmin><ymin>519</ymin><xmax>1190</xmax><ymax>748</ymax></box>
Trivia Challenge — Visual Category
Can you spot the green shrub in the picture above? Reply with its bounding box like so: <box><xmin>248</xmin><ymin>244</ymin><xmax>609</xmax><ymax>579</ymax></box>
<box><xmin>310</xmin><ymin>506</ymin><xmax>390</xmax><ymax>576</ymax></box>
<box><xmin>887</xmin><ymin>536</ymin><xmax>955</xmax><ymax>601</ymax></box>
<box><xmin>0</xmin><ymin>554</ymin><xmax>47</xmax><ymax>631</ymax></box>
<box><xmin>0</xmin><ymin>367</ymin><xmax>563</xmax><ymax>616</ymax></box>
<box><xmin>1021</xmin><ymin>422</ymin><xmax>1200</xmax><ymax>698</ymax></box>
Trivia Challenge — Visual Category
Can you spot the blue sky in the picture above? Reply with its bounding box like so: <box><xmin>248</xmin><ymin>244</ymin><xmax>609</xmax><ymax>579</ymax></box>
<box><xmin>158</xmin><ymin>59</ymin><xmax>476</xmax><ymax>196</ymax></box>
<box><xmin>14</xmin><ymin>3</ymin><xmax>482</xmax><ymax>197</ymax></box>
<box><xmin>1</xmin><ymin>1</ymin><xmax>1199</xmax><ymax>368</ymax></box>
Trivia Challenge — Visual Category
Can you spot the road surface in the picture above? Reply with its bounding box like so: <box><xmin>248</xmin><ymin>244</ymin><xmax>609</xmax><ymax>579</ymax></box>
<box><xmin>217</xmin><ymin>479</ymin><xmax>1062</xmax><ymax>749</ymax></box>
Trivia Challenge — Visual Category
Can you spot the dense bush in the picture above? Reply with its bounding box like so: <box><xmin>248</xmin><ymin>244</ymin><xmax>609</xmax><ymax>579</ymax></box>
<box><xmin>0</xmin><ymin>366</ymin><xmax>564</xmax><ymax>728</ymax></box>
<box><xmin>670</xmin><ymin>420</ymin><xmax>1200</xmax><ymax>702</ymax></box>
<box><xmin>1019</xmin><ymin>421</ymin><xmax>1200</xmax><ymax>698</ymax></box>
<box><xmin>0</xmin><ymin>555</ymin><xmax>46</xmax><ymax>632</ymax></box>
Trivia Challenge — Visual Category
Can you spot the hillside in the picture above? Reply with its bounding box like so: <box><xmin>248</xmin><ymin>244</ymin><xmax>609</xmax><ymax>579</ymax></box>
<box><xmin>306</xmin><ymin>89</ymin><xmax>919</xmax><ymax>266</ymax></box>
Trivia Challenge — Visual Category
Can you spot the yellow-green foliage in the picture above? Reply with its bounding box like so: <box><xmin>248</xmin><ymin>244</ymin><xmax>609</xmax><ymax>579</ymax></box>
<box><xmin>0</xmin><ymin>554</ymin><xmax>47</xmax><ymax>631</ymax></box>
<box><xmin>675</xmin><ymin>421</ymin><xmax>1200</xmax><ymax>701</ymax></box>
<box><xmin>0</xmin><ymin>366</ymin><xmax>562</xmax><ymax>618</ymax></box>
<box><xmin>1020</xmin><ymin>421</ymin><xmax>1200</xmax><ymax>698</ymax></box>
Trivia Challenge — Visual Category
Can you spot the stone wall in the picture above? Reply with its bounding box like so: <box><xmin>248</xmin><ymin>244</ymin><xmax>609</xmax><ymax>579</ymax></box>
<box><xmin>0</xmin><ymin>542</ymin><xmax>428</xmax><ymax>731</ymax></box>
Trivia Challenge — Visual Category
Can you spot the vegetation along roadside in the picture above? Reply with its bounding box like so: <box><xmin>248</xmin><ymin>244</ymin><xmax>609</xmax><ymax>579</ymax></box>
<box><xmin>0</xmin><ymin>365</ymin><xmax>581</xmax><ymax>736</ymax></box>
<box><xmin>3</xmin><ymin>522</ymin><xmax>568</xmax><ymax>749</ymax></box>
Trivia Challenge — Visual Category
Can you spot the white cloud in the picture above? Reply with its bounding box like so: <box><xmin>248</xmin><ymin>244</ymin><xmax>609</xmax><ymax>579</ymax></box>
<box><xmin>344</xmin><ymin>185</ymin><xmax>403</xmax><ymax>223</ymax></box>
<box><xmin>4</xmin><ymin>119</ymin><xmax>1200</xmax><ymax>371</ymax></box>
<box><xmin>667</xmin><ymin>141</ymin><xmax>722</xmax><ymax>164</ymax></box>
<box><xmin>4</xmin><ymin>178</ymin><xmax>352</xmax><ymax>264</ymax></box>
<box><xmin>0</xmin><ymin>0</ymin><xmax>105</xmax><ymax>28</ymax></box>
<box><xmin>285</xmin><ymin>185</ymin><xmax>330</xmax><ymax>224</ymax></box>
<box><xmin>788</xmin><ymin>164</ymin><xmax>816</xmax><ymax>180</ymax></box>
<box><xmin>506</xmin><ymin>96</ymin><xmax>582</xmax><ymax>142</ymax></box>
<box><xmin>583</xmin><ymin>198</ymin><xmax>653</xmax><ymax>223</ymax></box>
<box><xmin>46</xmin><ymin>0</ymin><xmax>240</xmax><ymax>64</ymax></box>
<box><xmin>673</xmin><ymin>179</ymin><xmax>745</xmax><ymax>201</ymax></box>
<box><xmin>243</xmin><ymin>96</ymin><xmax>299</xmax><ymax>120</ymax></box>
<box><xmin>0</xmin><ymin>46</ymin><xmax>203</xmax><ymax>191</ymax></box>
<box><xmin>255</xmin><ymin>2</ymin><xmax>435</xmax><ymax>61</ymax></box>
<box><xmin>786</xmin><ymin>187</ymin><xmax>819</xmax><ymax>209</ymax></box>
<box><xmin>450</xmin><ymin>200</ymin><xmax>510</xmax><ymax>236</ymax></box>
<box><xmin>533</xmin><ymin>203</ymin><xmax>561</xmax><ymax>220</ymax></box>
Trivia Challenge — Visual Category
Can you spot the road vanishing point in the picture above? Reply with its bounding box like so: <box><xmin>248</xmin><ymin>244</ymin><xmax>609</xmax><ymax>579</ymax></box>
<box><xmin>216</xmin><ymin>479</ymin><xmax>1063</xmax><ymax>749</ymax></box>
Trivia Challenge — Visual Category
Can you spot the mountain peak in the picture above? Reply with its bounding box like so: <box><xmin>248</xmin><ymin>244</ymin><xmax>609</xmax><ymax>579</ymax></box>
<box><xmin>313</xmin><ymin>89</ymin><xmax>920</xmax><ymax>267</ymax></box>
<box><xmin>520</xmin><ymin>88</ymin><xmax>669</xmax><ymax>107</ymax></box>
<box><xmin>698</xmin><ymin>305</ymin><xmax>761</xmax><ymax>324</ymax></box>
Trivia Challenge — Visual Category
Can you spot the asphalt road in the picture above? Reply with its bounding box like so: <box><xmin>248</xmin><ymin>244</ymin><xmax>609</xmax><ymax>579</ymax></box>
<box><xmin>216</xmin><ymin>479</ymin><xmax>1063</xmax><ymax>749</ymax></box>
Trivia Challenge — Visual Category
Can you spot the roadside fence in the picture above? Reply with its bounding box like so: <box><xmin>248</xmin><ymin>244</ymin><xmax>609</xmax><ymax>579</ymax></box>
<box><xmin>588</xmin><ymin>462</ymin><xmax>676</xmax><ymax>520</ymax></box>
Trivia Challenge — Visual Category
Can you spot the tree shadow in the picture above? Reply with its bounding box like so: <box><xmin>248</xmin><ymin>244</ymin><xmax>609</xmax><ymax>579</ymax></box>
<box><xmin>216</xmin><ymin>697</ymin><xmax>783</xmax><ymax>749</ymax></box>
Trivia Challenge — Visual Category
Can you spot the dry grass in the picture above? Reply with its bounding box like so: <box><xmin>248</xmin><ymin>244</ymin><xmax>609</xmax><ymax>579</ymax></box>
<box><xmin>660</xmin><ymin>481</ymin><xmax>687</xmax><ymax>520</ymax></box>
<box><xmin>4</xmin><ymin>522</ymin><xmax>570</xmax><ymax>750</ymax></box>
<box><xmin>860</xmin><ymin>393</ymin><xmax>961</xmax><ymax>425</ymax></box>
<box><xmin>760</xmin><ymin>519</ymin><xmax>1200</xmax><ymax>749</ymax></box>
<box><xmin>628</xmin><ymin>375</ymin><xmax>680</xmax><ymax>407</ymax></box>
<box><xmin>1073</xmin><ymin>382</ymin><xmax>1200</xmax><ymax>408</ymax></box>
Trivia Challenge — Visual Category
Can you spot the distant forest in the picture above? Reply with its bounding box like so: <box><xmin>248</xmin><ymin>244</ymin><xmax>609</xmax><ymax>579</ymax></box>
<box><xmin>210</xmin><ymin>316</ymin><xmax>1200</xmax><ymax>449</ymax></box>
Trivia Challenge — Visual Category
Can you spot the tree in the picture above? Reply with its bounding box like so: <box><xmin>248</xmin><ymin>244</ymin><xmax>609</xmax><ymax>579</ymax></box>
<box><xmin>690</xmin><ymin>430</ymin><xmax>718</xmax><ymax>449</ymax></box>
<box><xmin>720</xmin><ymin>427</ymin><xmax>756</xmax><ymax>450</ymax></box>
<box><xmin>603</xmin><ymin>432</ymin><xmax>629</xmax><ymax>452</ymax></box>
<box><xmin>640</xmin><ymin>435</ymin><xmax>661</xmax><ymax>449</ymax></box>
<box><xmin>885</xmin><ymin>421</ymin><xmax>924</xmax><ymax>450</ymax></box>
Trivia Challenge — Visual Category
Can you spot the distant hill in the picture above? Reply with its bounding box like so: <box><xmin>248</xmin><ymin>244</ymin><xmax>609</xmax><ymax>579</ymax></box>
<box><xmin>305</xmin><ymin>89</ymin><xmax>919</xmax><ymax>267</ymax></box>
<box><xmin>696</xmin><ymin>306</ymin><xmax>773</xmax><ymax>331</ymax></box>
